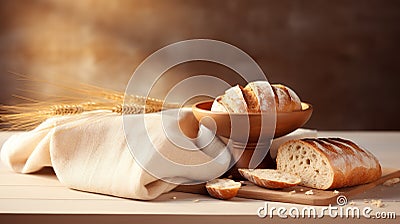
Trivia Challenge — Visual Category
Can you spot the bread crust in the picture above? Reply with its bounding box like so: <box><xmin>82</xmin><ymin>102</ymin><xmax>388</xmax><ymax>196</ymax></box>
<box><xmin>242</xmin><ymin>85</ymin><xmax>260</xmax><ymax>112</ymax></box>
<box><xmin>205</xmin><ymin>179</ymin><xmax>241</xmax><ymax>200</ymax></box>
<box><xmin>218</xmin><ymin>85</ymin><xmax>248</xmax><ymax>113</ymax></box>
<box><xmin>271</xmin><ymin>84</ymin><xmax>302</xmax><ymax>112</ymax></box>
<box><xmin>206</xmin><ymin>186</ymin><xmax>240</xmax><ymax>200</ymax></box>
<box><xmin>277</xmin><ymin>138</ymin><xmax>382</xmax><ymax>189</ymax></box>
<box><xmin>244</xmin><ymin>81</ymin><xmax>276</xmax><ymax>112</ymax></box>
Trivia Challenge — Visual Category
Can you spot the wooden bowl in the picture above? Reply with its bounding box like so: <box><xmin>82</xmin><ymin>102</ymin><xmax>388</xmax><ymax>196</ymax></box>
<box><xmin>192</xmin><ymin>100</ymin><xmax>313</xmax><ymax>177</ymax></box>
<box><xmin>192</xmin><ymin>100</ymin><xmax>313</xmax><ymax>139</ymax></box>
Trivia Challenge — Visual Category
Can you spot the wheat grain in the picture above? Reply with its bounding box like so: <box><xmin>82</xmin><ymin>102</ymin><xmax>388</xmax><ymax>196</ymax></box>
<box><xmin>49</xmin><ymin>104</ymin><xmax>85</xmax><ymax>116</ymax></box>
<box><xmin>111</xmin><ymin>103</ymin><xmax>162</xmax><ymax>114</ymax></box>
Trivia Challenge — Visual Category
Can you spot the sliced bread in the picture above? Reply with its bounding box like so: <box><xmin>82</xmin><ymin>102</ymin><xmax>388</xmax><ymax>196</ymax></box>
<box><xmin>211</xmin><ymin>82</ymin><xmax>302</xmax><ymax>113</ymax></box>
<box><xmin>238</xmin><ymin>168</ymin><xmax>301</xmax><ymax>189</ymax></box>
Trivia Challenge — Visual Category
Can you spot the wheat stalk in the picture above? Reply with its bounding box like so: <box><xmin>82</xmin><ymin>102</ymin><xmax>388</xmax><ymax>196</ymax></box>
<box><xmin>0</xmin><ymin>72</ymin><xmax>181</xmax><ymax>131</ymax></box>
<box><xmin>0</xmin><ymin>101</ymin><xmax>172</xmax><ymax>131</ymax></box>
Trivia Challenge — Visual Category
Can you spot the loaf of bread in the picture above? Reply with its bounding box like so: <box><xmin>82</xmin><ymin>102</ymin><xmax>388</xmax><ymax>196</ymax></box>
<box><xmin>211</xmin><ymin>81</ymin><xmax>301</xmax><ymax>113</ymax></box>
<box><xmin>238</xmin><ymin>168</ymin><xmax>301</xmax><ymax>189</ymax></box>
<box><xmin>205</xmin><ymin>178</ymin><xmax>241</xmax><ymax>200</ymax></box>
<box><xmin>276</xmin><ymin>138</ymin><xmax>382</xmax><ymax>190</ymax></box>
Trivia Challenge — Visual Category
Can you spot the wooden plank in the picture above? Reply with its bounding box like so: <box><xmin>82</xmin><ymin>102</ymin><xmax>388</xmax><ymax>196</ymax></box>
<box><xmin>0</xmin><ymin>185</ymin><xmax>119</xmax><ymax>200</ymax></box>
<box><xmin>174</xmin><ymin>168</ymin><xmax>400</xmax><ymax>206</ymax></box>
<box><xmin>0</xmin><ymin>168</ymin><xmax>60</xmax><ymax>186</ymax></box>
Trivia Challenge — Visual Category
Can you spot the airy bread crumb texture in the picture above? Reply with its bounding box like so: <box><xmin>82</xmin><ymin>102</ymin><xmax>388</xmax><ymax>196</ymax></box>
<box><xmin>277</xmin><ymin>142</ymin><xmax>333</xmax><ymax>189</ymax></box>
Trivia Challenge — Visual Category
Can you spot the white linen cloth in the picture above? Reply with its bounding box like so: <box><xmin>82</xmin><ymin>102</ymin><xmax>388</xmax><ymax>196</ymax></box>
<box><xmin>1</xmin><ymin>109</ymin><xmax>316</xmax><ymax>200</ymax></box>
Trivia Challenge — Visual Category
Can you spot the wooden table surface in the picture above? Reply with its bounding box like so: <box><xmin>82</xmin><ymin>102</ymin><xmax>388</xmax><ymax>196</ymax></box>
<box><xmin>0</xmin><ymin>131</ymin><xmax>399</xmax><ymax>224</ymax></box>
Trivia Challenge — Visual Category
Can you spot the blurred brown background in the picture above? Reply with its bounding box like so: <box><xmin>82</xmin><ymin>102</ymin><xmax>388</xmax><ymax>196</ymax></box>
<box><xmin>0</xmin><ymin>0</ymin><xmax>399</xmax><ymax>130</ymax></box>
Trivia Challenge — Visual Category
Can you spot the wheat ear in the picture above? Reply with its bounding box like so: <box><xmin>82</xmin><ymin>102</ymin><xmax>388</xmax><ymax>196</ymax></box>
<box><xmin>0</xmin><ymin>101</ymin><xmax>176</xmax><ymax>130</ymax></box>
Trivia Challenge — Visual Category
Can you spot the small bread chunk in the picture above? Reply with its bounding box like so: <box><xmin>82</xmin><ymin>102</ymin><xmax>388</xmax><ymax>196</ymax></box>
<box><xmin>238</xmin><ymin>169</ymin><xmax>301</xmax><ymax>189</ymax></box>
<box><xmin>205</xmin><ymin>179</ymin><xmax>241</xmax><ymax>200</ymax></box>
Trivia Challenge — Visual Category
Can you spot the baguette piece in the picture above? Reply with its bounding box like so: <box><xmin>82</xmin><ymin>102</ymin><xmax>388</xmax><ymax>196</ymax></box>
<box><xmin>238</xmin><ymin>169</ymin><xmax>301</xmax><ymax>189</ymax></box>
<box><xmin>271</xmin><ymin>84</ymin><xmax>302</xmax><ymax>112</ymax></box>
<box><xmin>205</xmin><ymin>179</ymin><xmax>241</xmax><ymax>200</ymax></box>
<box><xmin>276</xmin><ymin>138</ymin><xmax>382</xmax><ymax>190</ymax></box>
<box><xmin>242</xmin><ymin>81</ymin><xmax>275</xmax><ymax>112</ymax></box>
<box><xmin>212</xmin><ymin>85</ymin><xmax>247</xmax><ymax>113</ymax></box>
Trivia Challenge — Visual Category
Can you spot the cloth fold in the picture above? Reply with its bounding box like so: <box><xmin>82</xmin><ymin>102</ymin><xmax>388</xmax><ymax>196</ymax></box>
<box><xmin>1</xmin><ymin>109</ymin><xmax>316</xmax><ymax>200</ymax></box>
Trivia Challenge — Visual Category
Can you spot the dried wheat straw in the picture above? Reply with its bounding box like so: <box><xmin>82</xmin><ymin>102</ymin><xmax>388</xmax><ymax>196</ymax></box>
<box><xmin>0</xmin><ymin>72</ymin><xmax>180</xmax><ymax>131</ymax></box>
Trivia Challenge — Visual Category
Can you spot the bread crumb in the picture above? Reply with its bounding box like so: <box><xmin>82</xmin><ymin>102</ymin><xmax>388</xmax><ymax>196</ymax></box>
<box><xmin>227</xmin><ymin>175</ymin><xmax>233</xmax><ymax>179</ymax></box>
<box><xmin>300</xmin><ymin>188</ymin><xmax>304</xmax><ymax>192</ymax></box>
<box><xmin>193</xmin><ymin>199</ymin><xmax>200</xmax><ymax>203</ymax></box>
<box><xmin>371</xmin><ymin>199</ymin><xmax>384</xmax><ymax>208</ymax></box>
<box><xmin>364</xmin><ymin>199</ymin><xmax>369</xmax><ymax>204</ymax></box>
<box><xmin>305</xmin><ymin>190</ymin><xmax>314</xmax><ymax>195</ymax></box>
<box><xmin>289</xmin><ymin>190</ymin><xmax>296</xmax><ymax>195</ymax></box>
<box><xmin>333</xmin><ymin>190</ymin><xmax>340</xmax><ymax>194</ymax></box>
<box><xmin>171</xmin><ymin>196</ymin><xmax>177</xmax><ymax>200</ymax></box>
<box><xmin>349</xmin><ymin>201</ymin><xmax>356</xmax><ymax>206</ymax></box>
<box><xmin>383</xmin><ymin>178</ymin><xmax>400</xmax><ymax>186</ymax></box>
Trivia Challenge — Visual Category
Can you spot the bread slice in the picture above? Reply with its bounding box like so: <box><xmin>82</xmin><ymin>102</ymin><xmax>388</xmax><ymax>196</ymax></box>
<box><xmin>276</xmin><ymin>138</ymin><xmax>382</xmax><ymax>190</ymax></box>
<box><xmin>210</xmin><ymin>96</ymin><xmax>228</xmax><ymax>112</ymax></box>
<box><xmin>238</xmin><ymin>169</ymin><xmax>301</xmax><ymax>189</ymax></box>
<box><xmin>271</xmin><ymin>84</ymin><xmax>302</xmax><ymax>112</ymax></box>
<box><xmin>205</xmin><ymin>179</ymin><xmax>241</xmax><ymax>200</ymax></box>
<box><xmin>242</xmin><ymin>84</ymin><xmax>261</xmax><ymax>112</ymax></box>
<box><xmin>243</xmin><ymin>81</ymin><xmax>275</xmax><ymax>112</ymax></box>
<box><xmin>213</xmin><ymin>85</ymin><xmax>248</xmax><ymax>113</ymax></box>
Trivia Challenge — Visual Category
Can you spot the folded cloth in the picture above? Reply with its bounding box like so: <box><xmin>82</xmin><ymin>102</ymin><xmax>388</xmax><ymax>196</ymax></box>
<box><xmin>1</xmin><ymin>109</ymin><xmax>231</xmax><ymax>200</ymax></box>
<box><xmin>1</xmin><ymin>108</ymin><xmax>316</xmax><ymax>200</ymax></box>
